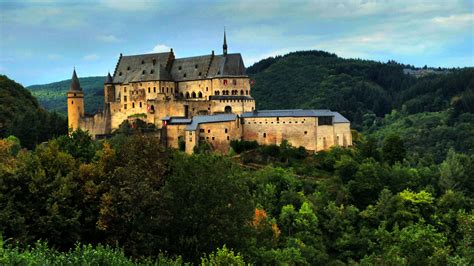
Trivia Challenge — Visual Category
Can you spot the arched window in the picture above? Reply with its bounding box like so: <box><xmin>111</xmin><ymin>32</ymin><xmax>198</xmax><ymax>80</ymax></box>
<box><xmin>263</xmin><ymin>133</ymin><xmax>266</xmax><ymax>138</ymax></box>
<box><xmin>180</xmin><ymin>92</ymin><xmax>184</xmax><ymax>98</ymax></box>
<box><xmin>198</xmin><ymin>92</ymin><xmax>203</xmax><ymax>98</ymax></box>
<box><xmin>215</xmin><ymin>90</ymin><xmax>220</xmax><ymax>95</ymax></box>
<box><xmin>246</xmin><ymin>90</ymin><xmax>249</xmax><ymax>95</ymax></box>
<box><xmin>224</xmin><ymin>106</ymin><xmax>232</xmax><ymax>113</ymax></box>
<box><xmin>150</xmin><ymin>105</ymin><xmax>155</xmax><ymax>113</ymax></box>
<box><xmin>185</xmin><ymin>92</ymin><xmax>190</xmax><ymax>98</ymax></box>
<box><xmin>191</xmin><ymin>92</ymin><xmax>196</xmax><ymax>98</ymax></box>
<box><xmin>240</xmin><ymin>90</ymin><xmax>244</xmax><ymax>95</ymax></box>
<box><xmin>148</xmin><ymin>87</ymin><xmax>150</xmax><ymax>93</ymax></box>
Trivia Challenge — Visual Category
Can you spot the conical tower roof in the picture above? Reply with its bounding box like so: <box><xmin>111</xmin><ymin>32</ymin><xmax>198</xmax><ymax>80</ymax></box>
<box><xmin>104</xmin><ymin>72</ymin><xmax>113</xmax><ymax>84</ymax></box>
<box><xmin>69</xmin><ymin>69</ymin><xmax>82</xmax><ymax>92</ymax></box>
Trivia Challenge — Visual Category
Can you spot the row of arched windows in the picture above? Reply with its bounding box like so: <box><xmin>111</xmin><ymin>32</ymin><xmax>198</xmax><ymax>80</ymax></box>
<box><xmin>214</xmin><ymin>90</ymin><xmax>249</xmax><ymax>96</ymax></box>
<box><xmin>184</xmin><ymin>91</ymin><xmax>203</xmax><ymax>99</ymax></box>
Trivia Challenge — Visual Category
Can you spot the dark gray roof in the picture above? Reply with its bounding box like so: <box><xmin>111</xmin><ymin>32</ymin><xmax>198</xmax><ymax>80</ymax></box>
<box><xmin>113</xmin><ymin>52</ymin><xmax>171</xmax><ymax>83</ymax></box>
<box><xmin>104</xmin><ymin>72</ymin><xmax>113</xmax><ymax>84</ymax></box>
<box><xmin>186</xmin><ymin>114</ymin><xmax>237</xmax><ymax>131</ymax></box>
<box><xmin>69</xmin><ymin>69</ymin><xmax>82</xmax><ymax>92</ymax></box>
<box><xmin>241</xmin><ymin>109</ymin><xmax>350</xmax><ymax>123</ymax></box>
<box><xmin>209</xmin><ymin>95</ymin><xmax>254</xmax><ymax>101</ymax></box>
<box><xmin>112</xmin><ymin>51</ymin><xmax>246</xmax><ymax>84</ymax></box>
<box><xmin>333</xmin><ymin>112</ymin><xmax>350</xmax><ymax>123</ymax></box>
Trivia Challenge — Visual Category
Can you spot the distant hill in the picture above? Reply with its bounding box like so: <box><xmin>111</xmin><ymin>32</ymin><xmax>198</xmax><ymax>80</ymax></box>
<box><xmin>27</xmin><ymin>76</ymin><xmax>106</xmax><ymax>114</ymax></box>
<box><xmin>247</xmin><ymin>51</ymin><xmax>473</xmax><ymax>161</ymax></box>
<box><xmin>0</xmin><ymin>75</ymin><xmax>67</xmax><ymax>148</ymax></box>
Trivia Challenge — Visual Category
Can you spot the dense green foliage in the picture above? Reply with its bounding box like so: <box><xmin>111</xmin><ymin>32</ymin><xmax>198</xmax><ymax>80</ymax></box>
<box><xmin>27</xmin><ymin>76</ymin><xmax>105</xmax><ymax>114</ymax></box>
<box><xmin>1</xmin><ymin>131</ymin><xmax>473</xmax><ymax>265</ymax></box>
<box><xmin>0</xmin><ymin>75</ymin><xmax>67</xmax><ymax>149</ymax></box>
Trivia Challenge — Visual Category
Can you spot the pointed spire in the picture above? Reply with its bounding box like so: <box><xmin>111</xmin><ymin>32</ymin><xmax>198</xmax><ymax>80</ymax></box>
<box><xmin>69</xmin><ymin>68</ymin><xmax>82</xmax><ymax>91</ymax></box>
<box><xmin>104</xmin><ymin>72</ymin><xmax>113</xmax><ymax>84</ymax></box>
<box><xmin>223</xmin><ymin>27</ymin><xmax>228</xmax><ymax>56</ymax></box>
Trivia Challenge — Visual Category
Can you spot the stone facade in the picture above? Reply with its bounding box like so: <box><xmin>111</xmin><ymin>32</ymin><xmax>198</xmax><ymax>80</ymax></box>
<box><xmin>67</xmin><ymin>34</ymin><xmax>352</xmax><ymax>153</ymax></box>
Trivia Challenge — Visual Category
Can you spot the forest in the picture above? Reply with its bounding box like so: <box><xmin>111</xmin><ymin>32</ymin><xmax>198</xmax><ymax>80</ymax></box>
<box><xmin>0</xmin><ymin>50</ymin><xmax>473</xmax><ymax>264</ymax></box>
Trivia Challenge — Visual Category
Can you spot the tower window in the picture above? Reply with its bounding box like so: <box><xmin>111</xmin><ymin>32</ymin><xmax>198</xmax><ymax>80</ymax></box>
<box><xmin>148</xmin><ymin>88</ymin><xmax>150</xmax><ymax>93</ymax></box>
<box><xmin>141</xmin><ymin>60</ymin><xmax>144</xmax><ymax>64</ymax></box>
<box><xmin>71</xmin><ymin>100</ymin><xmax>74</xmax><ymax>104</ymax></box>
<box><xmin>132</xmin><ymin>102</ymin><xmax>135</xmax><ymax>108</ymax></box>
<box><xmin>178</xmin><ymin>66</ymin><xmax>182</xmax><ymax>70</ymax></box>
<box><xmin>127</xmin><ymin>66</ymin><xmax>130</xmax><ymax>70</ymax></box>
<box><xmin>225</xmin><ymin>128</ymin><xmax>228</xmax><ymax>133</ymax></box>
<box><xmin>152</xmin><ymin>59</ymin><xmax>156</xmax><ymax>65</ymax></box>
<box><xmin>142</xmin><ymin>70</ymin><xmax>146</xmax><ymax>74</ymax></box>
<box><xmin>183</xmin><ymin>73</ymin><xmax>187</xmax><ymax>78</ymax></box>
<box><xmin>153</xmin><ymin>87</ymin><xmax>156</xmax><ymax>93</ymax></box>
<box><xmin>150</xmin><ymin>69</ymin><xmax>154</xmax><ymax>74</ymax></box>
<box><xmin>198</xmin><ymin>72</ymin><xmax>202</xmax><ymax>76</ymax></box>
<box><xmin>119</xmin><ymin>72</ymin><xmax>122</xmax><ymax>76</ymax></box>
<box><xmin>139</xmin><ymin>102</ymin><xmax>142</xmax><ymax>108</ymax></box>
<box><xmin>195</xmin><ymin>64</ymin><xmax>198</xmax><ymax>68</ymax></box>
<box><xmin>124</xmin><ymin>104</ymin><xmax>127</xmax><ymax>109</ymax></box>
<box><xmin>263</xmin><ymin>133</ymin><xmax>266</xmax><ymax>138</ymax></box>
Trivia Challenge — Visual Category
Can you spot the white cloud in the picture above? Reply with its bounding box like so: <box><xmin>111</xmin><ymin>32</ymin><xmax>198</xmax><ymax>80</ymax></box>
<box><xmin>150</xmin><ymin>44</ymin><xmax>171</xmax><ymax>53</ymax></box>
<box><xmin>97</xmin><ymin>34</ymin><xmax>121</xmax><ymax>43</ymax></box>
<box><xmin>47</xmin><ymin>54</ymin><xmax>62</xmax><ymax>60</ymax></box>
<box><xmin>83</xmin><ymin>54</ymin><xmax>99</xmax><ymax>61</ymax></box>
<box><xmin>100</xmin><ymin>0</ymin><xmax>159</xmax><ymax>11</ymax></box>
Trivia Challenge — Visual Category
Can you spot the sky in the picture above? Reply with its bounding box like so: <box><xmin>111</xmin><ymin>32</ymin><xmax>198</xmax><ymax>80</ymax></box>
<box><xmin>0</xmin><ymin>0</ymin><xmax>473</xmax><ymax>86</ymax></box>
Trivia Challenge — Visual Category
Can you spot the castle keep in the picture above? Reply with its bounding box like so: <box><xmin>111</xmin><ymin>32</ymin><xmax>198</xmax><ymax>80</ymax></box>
<box><xmin>67</xmin><ymin>32</ymin><xmax>352</xmax><ymax>153</ymax></box>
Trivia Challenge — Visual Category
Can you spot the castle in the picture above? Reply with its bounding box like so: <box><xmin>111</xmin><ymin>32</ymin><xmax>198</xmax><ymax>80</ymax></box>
<box><xmin>67</xmin><ymin>32</ymin><xmax>352</xmax><ymax>153</ymax></box>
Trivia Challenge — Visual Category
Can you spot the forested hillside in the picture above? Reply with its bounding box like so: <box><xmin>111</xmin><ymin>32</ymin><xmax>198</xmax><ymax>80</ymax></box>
<box><xmin>248</xmin><ymin>51</ymin><xmax>474</xmax><ymax>162</ymax></box>
<box><xmin>27</xmin><ymin>76</ymin><xmax>105</xmax><ymax>114</ymax></box>
<box><xmin>0</xmin><ymin>75</ymin><xmax>67</xmax><ymax>148</ymax></box>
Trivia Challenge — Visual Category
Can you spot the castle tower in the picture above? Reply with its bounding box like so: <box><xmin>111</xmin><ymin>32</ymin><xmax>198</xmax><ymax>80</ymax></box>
<box><xmin>104</xmin><ymin>72</ymin><xmax>115</xmax><ymax>103</ymax></box>
<box><xmin>223</xmin><ymin>29</ymin><xmax>227</xmax><ymax>56</ymax></box>
<box><xmin>67</xmin><ymin>69</ymin><xmax>84</xmax><ymax>132</ymax></box>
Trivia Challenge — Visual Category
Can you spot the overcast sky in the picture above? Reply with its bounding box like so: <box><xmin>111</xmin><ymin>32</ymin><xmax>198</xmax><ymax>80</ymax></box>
<box><xmin>0</xmin><ymin>0</ymin><xmax>473</xmax><ymax>86</ymax></box>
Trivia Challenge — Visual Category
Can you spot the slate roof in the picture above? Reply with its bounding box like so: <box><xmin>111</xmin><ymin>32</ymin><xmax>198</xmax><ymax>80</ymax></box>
<box><xmin>241</xmin><ymin>109</ymin><xmax>350</xmax><ymax>123</ymax></box>
<box><xmin>69</xmin><ymin>69</ymin><xmax>82</xmax><ymax>92</ymax></box>
<box><xmin>112</xmin><ymin>51</ymin><xmax>246</xmax><ymax>84</ymax></box>
<box><xmin>104</xmin><ymin>72</ymin><xmax>113</xmax><ymax>84</ymax></box>
<box><xmin>185</xmin><ymin>114</ymin><xmax>237</xmax><ymax>131</ymax></box>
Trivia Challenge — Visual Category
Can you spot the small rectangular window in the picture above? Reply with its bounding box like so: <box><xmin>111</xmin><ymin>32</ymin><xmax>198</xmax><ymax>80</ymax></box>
<box><xmin>124</xmin><ymin>104</ymin><xmax>127</xmax><ymax>109</ymax></box>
